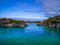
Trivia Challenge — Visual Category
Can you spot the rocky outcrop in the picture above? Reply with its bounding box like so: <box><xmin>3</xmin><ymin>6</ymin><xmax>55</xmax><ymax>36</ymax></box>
<box><xmin>12</xmin><ymin>23</ymin><xmax>27</xmax><ymax>27</ymax></box>
<box><xmin>0</xmin><ymin>23</ymin><xmax>27</xmax><ymax>28</ymax></box>
<box><xmin>0</xmin><ymin>18</ymin><xmax>28</xmax><ymax>28</ymax></box>
<box><xmin>38</xmin><ymin>15</ymin><xmax>60</xmax><ymax>29</ymax></box>
<box><xmin>48</xmin><ymin>23</ymin><xmax>60</xmax><ymax>28</ymax></box>
<box><xmin>57</xmin><ymin>23</ymin><xmax>60</xmax><ymax>28</ymax></box>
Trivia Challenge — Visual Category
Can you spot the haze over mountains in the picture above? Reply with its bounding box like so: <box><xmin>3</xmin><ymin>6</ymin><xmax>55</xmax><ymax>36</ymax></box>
<box><xmin>12</xmin><ymin>18</ymin><xmax>45</xmax><ymax>22</ymax></box>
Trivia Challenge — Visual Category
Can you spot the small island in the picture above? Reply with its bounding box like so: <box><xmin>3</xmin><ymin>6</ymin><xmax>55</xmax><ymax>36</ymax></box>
<box><xmin>0</xmin><ymin>18</ymin><xmax>28</xmax><ymax>28</ymax></box>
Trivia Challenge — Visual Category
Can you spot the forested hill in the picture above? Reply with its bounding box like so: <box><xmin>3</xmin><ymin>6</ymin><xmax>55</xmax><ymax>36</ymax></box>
<box><xmin>42</xmin><ymin>15</ymin><xmax>60</xmax><ymax>28</ymax></box>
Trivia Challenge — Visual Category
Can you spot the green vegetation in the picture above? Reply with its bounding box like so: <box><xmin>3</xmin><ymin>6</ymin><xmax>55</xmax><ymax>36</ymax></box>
<box><xmin>9</xmin><ymin>19</ymin><xmax>25</xmax><ymax>24</ymax></box>
<box><xmin>37</xmin><ymin>15</ymin><xmax>60</xmax><ymax>28</ymax></box>
<box><xmin>43</xmin><ymin>15</ymin><xmax>60</xmax><ymax>28</ymax></box>
<box><xmin>44</xmin><ymin>15</ymin><xmax>60</xmax><ymax>24</ymax></box>
<box><xmin>0</xmin><ymin>18</ymin><xmax>27</xmax><ymax>27</ymax></box>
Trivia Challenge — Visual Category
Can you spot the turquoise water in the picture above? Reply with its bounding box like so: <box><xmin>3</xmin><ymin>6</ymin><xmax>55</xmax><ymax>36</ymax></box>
<box><xmin>0</xmin><ymin>23</ymin><xmax>60</xmax><ymax>45</ymax></box>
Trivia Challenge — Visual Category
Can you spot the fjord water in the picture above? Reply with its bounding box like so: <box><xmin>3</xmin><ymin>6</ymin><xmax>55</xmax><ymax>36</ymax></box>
<box><xmin>0</xmin><ymin>23</ymin><xmax>60</xmax><ymax>45</ymax></box>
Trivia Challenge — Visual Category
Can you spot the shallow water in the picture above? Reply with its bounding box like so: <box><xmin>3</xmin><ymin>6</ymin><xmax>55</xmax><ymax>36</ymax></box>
<box><xmin>0</xmin><ymin>23</ymin><xmax>60</xmax><ymax>45</ymax></box>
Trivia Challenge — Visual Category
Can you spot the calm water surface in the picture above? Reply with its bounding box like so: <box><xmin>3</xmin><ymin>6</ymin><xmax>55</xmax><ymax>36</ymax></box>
<box><xmin>0</xmin><ymin>23</ymin><xmax>60</xmax><ymax>45</ymax></box>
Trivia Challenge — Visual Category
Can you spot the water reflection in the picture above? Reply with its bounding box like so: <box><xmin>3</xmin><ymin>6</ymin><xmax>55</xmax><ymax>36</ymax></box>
<box><xmin>45</xmin><ymin>27</ymin><xmax>60</xmax><ymax>37</ymax></box>
<box><xmin>0</xmin><ymin>27</ymin><xmax>25</xmax><ymax>40</ymax></box>
<box><xmin>0</xmin><ymin>24</ymin><xmax>60</xmax><ymax>45</ymax></box>
<box><xmin>0</xmin><ymin>27</ymin><xmax>25</xmax><ymax>34</ymax></box>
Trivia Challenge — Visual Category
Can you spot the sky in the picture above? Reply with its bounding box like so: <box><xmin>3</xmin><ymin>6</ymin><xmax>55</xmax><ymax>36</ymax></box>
<box><xmin>0</xmin><ymin>0</ymin><xmax>60</xmax><ymax>19</ymax></box>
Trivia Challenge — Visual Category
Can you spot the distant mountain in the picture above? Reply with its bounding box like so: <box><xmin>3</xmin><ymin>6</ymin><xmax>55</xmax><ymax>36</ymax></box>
<box><xmin>12</xmin><ymin>18</ymin><xmax>45</xmax><ymax>22</ymax></box>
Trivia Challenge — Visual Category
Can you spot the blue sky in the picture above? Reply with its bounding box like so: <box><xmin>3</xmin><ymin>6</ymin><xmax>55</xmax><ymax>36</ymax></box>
<box><xmin>0</xmin><ymin>0</ymin><xmax>60</xmax><ymax>19</ymax></box>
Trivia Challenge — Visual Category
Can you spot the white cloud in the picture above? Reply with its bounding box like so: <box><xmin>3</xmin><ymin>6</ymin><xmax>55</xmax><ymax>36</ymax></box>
<box><xmin>43</xmin><ymin>0</ymin><xmax>60</xmax><ymax>17</ymax></box>
<box><xmin>36</xmin><ymin>0</ymin><xmax>60</xmax><ymax>17</ymax></box>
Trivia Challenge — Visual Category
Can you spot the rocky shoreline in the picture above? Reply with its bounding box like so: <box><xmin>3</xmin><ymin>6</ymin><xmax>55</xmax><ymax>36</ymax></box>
<box><xmin>0</xmin><ymin>18</ymin><xmax>28</xmax><ymax>28</ymax></box>
<box><xmin>37</xmin><ymin>15</ymin><xmax>60</xmax><ymax>29</ymax></box>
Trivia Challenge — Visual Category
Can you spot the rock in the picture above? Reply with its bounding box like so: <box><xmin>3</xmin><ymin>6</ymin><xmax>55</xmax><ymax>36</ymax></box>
<box><xmin>57</xmin><ymin>23</ymin><xmax>60</xmax><ymax>28</ymax></box>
